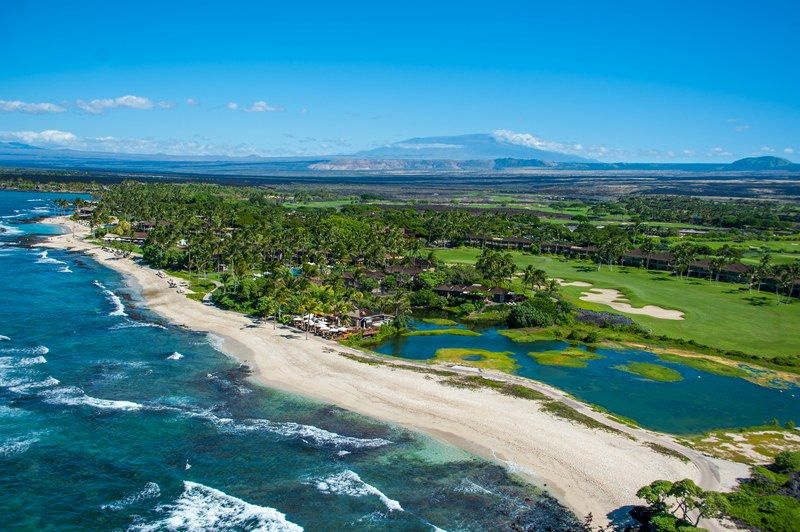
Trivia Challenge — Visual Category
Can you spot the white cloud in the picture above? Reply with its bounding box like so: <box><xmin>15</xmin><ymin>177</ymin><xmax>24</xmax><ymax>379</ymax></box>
<box><xmin>0</xmin><ymin>129</ymin><xmax>320</xmax><ymax>157</ymax></box>
<box><xmin>244</xmin><ymin>100</ymin><xmax>285</xmax><ymax>113</ymax></box>
<box><xmin>760</xmin><ymin>146</ymin><xmax>775</xmax><ymax>153</ymax></box>
<box><xmin>707</xmin><ymin>147</ymin><xmax>732</xmax><ymax>157</ymax></box>
<box><xmin>0</xmin><ymin>129</ymin><xmax>77</xmax><ymax>146</ymax></box>
<box><xmin>784</xmin><ymin>147</ymin><xmax>795</xmax><ymax>154</ymax></box>
<box><xmin>682</xmin><ymin>149</ymin><xmax>696</xmax><ymax>156</ymax></box>
<box><xmin>733</xmin><ymin>125</ymin><xmax>750</xmax><ymax>132</ymax></box>
<box><xmin>226</xmin><ymin>102</ymin><xmax>239</xmax><ymax>110</ymax></box>
<box><xmin>157</xmin><ymin>100</ymin><xmax>173</xmax><ymax>109</ymax></box>
<box><xmin>0</xmin><ymin>100</ymin><xmax>65</xmax><ymax>113</ymax></box>
<box><xmin>299</xmin><ymin>108</ymin><xmax>308</xmax><ymax>114</ymax></box>
<box><xmin>492</xmin><ymin>129</ymin><xmax>573</xmax><ymax>154</ymax></box>
<box><xmin>76</xmin><ymin>95</ymin><xmax>153</xmax><ymax>114</ymax></box>
<box><xmin>186</xmin><ymin>98</ymin><xmax>199</xmax><ymax>106</ymax></box>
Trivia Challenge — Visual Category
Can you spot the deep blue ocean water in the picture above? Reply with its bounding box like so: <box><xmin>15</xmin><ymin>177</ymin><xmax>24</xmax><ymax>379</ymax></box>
<box><xmin>0</xmin><ymin>191</ymin><xmax>579</xmax><ymax>531</ymax></box>
<box><xmin>375</xmin><ymin>321</ymin><xmax>800</xmax><ymax>434</ymax></box>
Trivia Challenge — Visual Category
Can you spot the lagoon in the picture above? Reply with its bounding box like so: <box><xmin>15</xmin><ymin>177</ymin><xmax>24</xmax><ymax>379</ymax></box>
<box><xmin>375</xmin><ymin>321</ymin><xmax>800</xmax><ymax>434</ymax></box>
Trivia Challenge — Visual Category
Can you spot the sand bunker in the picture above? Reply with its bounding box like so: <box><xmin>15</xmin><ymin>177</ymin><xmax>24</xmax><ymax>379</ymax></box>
<box><xmin>580</xmin><ymin>288</ymin><xmax>684</xmax><ymax>320</ymax></box>
<box><xmin>555</xmin><ymin>278</ymin><xmax>593</xmax><ymax>287</ymax></box>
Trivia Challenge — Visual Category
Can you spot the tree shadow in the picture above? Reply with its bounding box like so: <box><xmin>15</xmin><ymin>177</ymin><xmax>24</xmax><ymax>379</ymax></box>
<box><xmin>744</xmin><ymin>296</ymin><xmax>770</xmax><ymax>306</ymax></box>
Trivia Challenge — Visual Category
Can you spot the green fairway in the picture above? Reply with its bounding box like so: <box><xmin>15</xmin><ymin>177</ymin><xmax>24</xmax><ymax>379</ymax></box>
<box><xmin>432</xmin><ymin>247</ymin><xmax>800</xmax><ymax>359</ymax></box>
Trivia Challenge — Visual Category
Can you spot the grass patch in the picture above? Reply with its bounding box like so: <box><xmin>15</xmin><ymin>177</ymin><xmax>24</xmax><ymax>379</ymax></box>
<box><xmin>165</xmin><ymin>269</ymin><xmax>218</xmax><ymax>302</ymax></box>
<box><xmin>462</xmin><ymin>306</ymin><xmax>511</xmax><ymax>325</ymax></box>
<box><xmin>529</xmin><ymin>347</ymin><xmax>604</xmax><ymax>368</ymax></box>
<box><xmin>498</xmin><ymin>328</ymin><xmax>550</xmax><ymax>343</ymax></box>
<box><xmin>614</xmin><ymin>362</ymin><xmax>684</xmax><ymax>382</ymax></box>
<box><xmin>433</xmin><ymin>348</ymin><xmax>519</xmax><ymax>373</ymax></box>
<box><xmin>442</xmin><ymin>375</ymin><xmax>549</xmax><ymax>401</ymax></box>
<box><xmin>686</xmin><ymin>425</ymin><xmax>800</xmax><ymax>463</ymax></box>
<box><xmin>421</xmin><ymin>317</ymin><xmax>458</xmax><ymax>326</ymax></box>
<box><xmin>402</xmin><ymin>328</ymin><xmax>481</xmax><ymax>337</ymax></box>
<box><xmin>432</xmin><ymin>247</ymin><xmax>800</xmax><ymax>360</ymax></box>
<box><xmin>643</xmin><ymin>442</ymin><xmax>690</xmax><ymax>463</ymax></box>
<box><xmin>539</xmin><ymin>401</ymin><xmax>624</xmax><ymax>435</ymax></box>
<box><xmin>656</xmin><ymin>352</ymin><xmax>750</xmax><ymax>379</ymax></box>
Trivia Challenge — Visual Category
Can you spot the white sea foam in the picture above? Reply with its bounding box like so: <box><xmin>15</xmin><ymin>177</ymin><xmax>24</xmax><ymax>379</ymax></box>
<box><xmin>35</xmin><ymin>250</ymin><xmax>67</xmax><ymax>265</ymax></box>
<box><xmin>0</xmin><ymin>345</ymin><xmax>49</xmax><ymax>357</ymax></box>
<box><xmin>0</xmin><ymin>432</ymin><xmax>43</xmax><ymax>458</ymax></box>
<box><xmin>0</xmin><ymin>223</ymin><xmax>22</xmax><ymax>236</ymax></box>
<box><xmin>58</xmin><ymin>266</ymin><xmax>72</xmax><ymax>274</ymax></box>
<box><xmin>130</xmin><ymin>481</ymin><xmax>303</xmax><ymax>531</ymax></box>
<box><xmin>0</xmin><ymin>335</ymin><xmax>9</xmax><ymax>341</ymax></box>
<box><xmin>6</xmin><ymin>376</ymin><xmax>60</xmax><ymax>394</ymax></box>
<box><xmin>101</xmin><ymin>482</ymin><xmax>161</xmax><ymax>511</ymax></box>
<box><xmin>189</xmin><ymin>410</ymin><xmax>391</xmax><ymax>450</ymax></box>
<box><xmin>207</xmin><ymin>333</ymin><xmax>226</xmax><ymax>352</ymax></box>
<box><xmin>0</xmin><ymin>405</ymin><xmax>27</xmax><ymax>418</ymax></box>
<box><xmin>93</xmin><ymin>280</ymin><xmax>127</xmax><ymax>316</ymax></box>
<box><xmin>26</xmin><ymin>198</ymin><xmax>45</xmax><ymax>202</ymax></box>
<box><xmin>110</xmin><ymin>320</ymin><xmax>167</xmax><ymax>330</ymax></box>
<box><xmin>39</xmin><ymin>386</ymin><xmax>144</xmax><ymax>411</ymax></box>
<box><xmin>315</xmin><ymin>470</ymin><xmax>403</xmax><ymax>512</ymax></box>
<box><xmin>166</xmin><ymin>352</ymin><xmax>184</xmax><ymax>361</ymax></box>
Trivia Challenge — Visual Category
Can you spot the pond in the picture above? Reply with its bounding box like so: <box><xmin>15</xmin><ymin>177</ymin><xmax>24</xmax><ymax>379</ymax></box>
<box><xmin>374</xmin><ymin>321</ymin><xmax>800</xmax><ymax>434</ymax></box>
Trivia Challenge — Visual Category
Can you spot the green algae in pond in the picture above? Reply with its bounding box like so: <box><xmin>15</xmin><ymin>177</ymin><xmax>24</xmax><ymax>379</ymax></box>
<box><xmin>614</xmin><ymin>362</ymin><xmax>683</xmax><ymax>382</ymax></box>
<box><xmin>530</xmin><ymin>348</ymin><xmax>604</xmax><ymax>368</ymax></box>
<box><xmin>434</xmin><ymin>348</ymin><xmax>518</xmax><ymax>373</ymax></box>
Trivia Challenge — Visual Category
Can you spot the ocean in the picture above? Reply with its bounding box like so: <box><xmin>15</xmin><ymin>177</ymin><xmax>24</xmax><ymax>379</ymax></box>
<box><xmin>0</xmin><ymin>190</ymin><xmax>579</xmax><ymax>531</ymax></box>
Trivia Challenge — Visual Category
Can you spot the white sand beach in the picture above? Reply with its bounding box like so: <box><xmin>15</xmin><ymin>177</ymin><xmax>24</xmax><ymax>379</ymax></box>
<box><xmin>42</xmin><ymin>217</ymin><xmax>746</xmax><ymax>527</ymax></box>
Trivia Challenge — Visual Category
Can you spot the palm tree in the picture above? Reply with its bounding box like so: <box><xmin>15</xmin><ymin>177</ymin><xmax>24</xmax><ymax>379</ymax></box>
<box><xmin>522</xmin><ymin>265</ymin><xmax>548</xmax><ymax>292</ymax></box>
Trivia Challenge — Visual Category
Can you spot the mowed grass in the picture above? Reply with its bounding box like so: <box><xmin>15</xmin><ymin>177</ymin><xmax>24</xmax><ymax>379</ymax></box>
<box><xmin>433</xmin><ymin>247</ymin><xmax>800</xmax><ymax>359</ymax></box>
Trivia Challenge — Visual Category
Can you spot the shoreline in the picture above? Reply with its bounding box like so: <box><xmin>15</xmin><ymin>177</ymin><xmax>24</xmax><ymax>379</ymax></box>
<box><xmin>40</xmin><ymin>216</ymin><xmax>747</xmax><ymax>526</ymax></box>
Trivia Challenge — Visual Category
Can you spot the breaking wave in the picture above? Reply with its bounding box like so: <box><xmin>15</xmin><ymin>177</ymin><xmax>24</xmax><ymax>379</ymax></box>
<box><xmin>101</xmin><ymin>482</ymin><xmax>161</xmax><ymax>511</ymax></box>
<box><xmin>166</xmin><ymin>352</ymin><xmax>184</xmax><ymax>361</ymax></box>
<box><xmin>39</xmin><ymin>386</ymin><xmax>144</xmax><ymax>411</ymax></box>
<box><xmin>314</xmin><ymin>470</ymin><xmax>403</xmax><ymax>512</ymax></box>
<box><xmin>35</xmin><ymin>250</ymin><xmax>67</xmax><ymax>265</ymax></box>
<box><xmin>0</xmin><ymin>223</ymin><xmax>23</xmax><ymax>236</ymax></box>
<box><xmin>0</xmin><ymin>434</ymin><xmax>40</xmax><ymax>458</ymax></box>
<box><xmin>0</xmin><ymin>335</ymin><xmax>9</xmax><ymax>341</ymax></box>
<box><xmin>130</xmin><ymin>481</ymin><xmax>303</xmax><ymax>531</ymax></box>
<box><xmin>188</xmin><ymin>409</ymin><xmax>391</xmax><ymax>450</ymax></box>
<box><xmin>93</xmin><ymin>280</ymin><xmax>127</xmax><ymax>316</ymax></box>
<box><xmin>0</xmin><ymin>355</ymin><xmax>47</xmax><ymax>367</ymax></box>
<box><xmin>0</xmin><ymin>345</ymin><xmax>49</xmax><ymax>356</ymax></box>
<box><xmin>110</xmin><ymin>320</ymin><xmax>167</xmax><ymax>330</ymax></box>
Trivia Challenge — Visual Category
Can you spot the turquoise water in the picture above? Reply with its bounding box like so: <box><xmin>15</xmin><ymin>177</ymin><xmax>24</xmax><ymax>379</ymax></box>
<box><xmin>375</xmin><ymin>321</ymin><xmax>800</xmax><ymax>434</ymax></box>
<box><xmin>0</xmin><ymin>191</ymin><xmax>580</xmax><ymax>530</ymax></box>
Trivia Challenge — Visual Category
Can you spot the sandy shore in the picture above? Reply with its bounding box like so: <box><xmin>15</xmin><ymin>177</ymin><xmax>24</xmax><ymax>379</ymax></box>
<box><xmin>41</xmin><ymin>217</ymin><xmax>746</xmax><ymax>526</ymax></box>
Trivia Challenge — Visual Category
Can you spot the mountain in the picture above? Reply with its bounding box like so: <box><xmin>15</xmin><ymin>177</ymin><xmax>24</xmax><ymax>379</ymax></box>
<box><xmin>729</xmin><ymin>156</ymin><xmax>794</xmax><ymax>170</ymax></box>
<box><xmin>350</xmin><ymin>133</ymin><xmax>596</xmax><ymax>162</ymax></box>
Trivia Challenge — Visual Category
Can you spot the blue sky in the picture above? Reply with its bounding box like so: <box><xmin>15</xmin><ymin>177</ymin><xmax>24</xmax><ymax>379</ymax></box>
<box><xmin>1</xmin><ymin>0</ymin><xmax>798</xmax><ymax>161</ymax></box>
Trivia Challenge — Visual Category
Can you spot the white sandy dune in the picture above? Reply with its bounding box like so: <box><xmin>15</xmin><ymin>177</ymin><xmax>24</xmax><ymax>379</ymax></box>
<box><xmin>42</xmin><ymin>217</ymin><xmax>742</xmax><ymax>528</ymax></box>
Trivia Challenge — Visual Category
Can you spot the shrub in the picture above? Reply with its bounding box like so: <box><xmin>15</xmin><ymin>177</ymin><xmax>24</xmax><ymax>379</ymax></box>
<box><xmin>774</xmin><ymin>451</ymin><xmax>800</xmax><ymax>473</ymax></box>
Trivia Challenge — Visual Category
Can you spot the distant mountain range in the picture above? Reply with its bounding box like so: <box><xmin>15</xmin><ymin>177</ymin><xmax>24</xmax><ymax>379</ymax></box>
<box><xmin>349</xmin><ymin>133</ymin><xmax>596</xmax><ymax>162</ymax></box>
<box><xmin>0</xmin><ymin>136</ymin><xmax>797</xmax><ymax>176</ymax></box>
